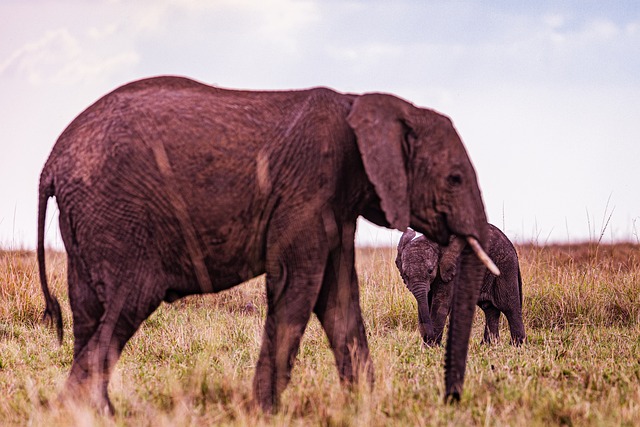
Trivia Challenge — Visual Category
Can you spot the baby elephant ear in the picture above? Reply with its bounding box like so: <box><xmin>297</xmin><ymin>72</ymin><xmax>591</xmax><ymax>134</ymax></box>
<box><xmin>396</xmin><ymin>228</ymin><xmax>417</xmax><ymax>270</ymax></box>
<box><xmin>398</xmin><ymin>228</ymin><xmax>417</xmax><ymax>253</ymax></box>
<box><xmin>347</xmin><ymin>93</ymin><xmax>411</xmax><ymax>231</ymax></box>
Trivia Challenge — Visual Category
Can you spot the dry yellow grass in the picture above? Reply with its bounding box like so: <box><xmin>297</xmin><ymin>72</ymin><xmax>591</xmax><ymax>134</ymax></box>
<box><xmin>1</xmin><ymin>243</ymin><xmax>640</xmax><ymax>425</ymax></box>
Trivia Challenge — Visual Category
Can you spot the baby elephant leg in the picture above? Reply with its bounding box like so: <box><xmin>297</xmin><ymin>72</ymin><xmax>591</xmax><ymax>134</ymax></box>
<box><xmin>504</xmin><ymin>308</ymin><xmax>526</xmax><ymax>346</ymax></box>
<box><xmin>479</xmin><ymin>301</ymin><xmax>500</xmax><ymax>345</ymax></box>
<box><xmin>495</xmin><ymin>273</ymin><xmax>526</xmax><ymax>346</ymax></box>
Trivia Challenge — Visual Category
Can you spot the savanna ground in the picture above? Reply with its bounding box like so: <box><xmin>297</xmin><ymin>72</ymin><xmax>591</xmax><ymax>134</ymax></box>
<box><xmin>2</xmin><ymin>243</ymin><xmax>640</xmax><ymax>426</ymax></box>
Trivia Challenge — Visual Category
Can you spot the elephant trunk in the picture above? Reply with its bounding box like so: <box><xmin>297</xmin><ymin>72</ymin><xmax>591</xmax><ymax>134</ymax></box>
<box><xmin>410</xmin><ymin>282</ymin><xmax>435</xmax><ymax>345</ymax></box>
<box><xmin>444</xmin><ymin>245</ymin><xmax>485</xmax><ymax>402</ymax></box>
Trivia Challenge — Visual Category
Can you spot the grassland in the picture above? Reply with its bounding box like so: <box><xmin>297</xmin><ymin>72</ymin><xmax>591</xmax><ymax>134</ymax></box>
<box><xmin>1</xmin><ymin>243</ymin><xmax>640</xmax><ymax>426</ymax></box>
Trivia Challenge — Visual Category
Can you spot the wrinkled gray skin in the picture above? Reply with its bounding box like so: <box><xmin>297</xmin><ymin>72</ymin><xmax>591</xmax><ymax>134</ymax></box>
<box><xmin>37</xmin><ymin>76</ymin><xmax>490</xmax><ymax>412</ymax></box>
<box><xmin>396</xmin><ymin>224</ymin><xmax>525</xmax><ymax>347</ymax></box>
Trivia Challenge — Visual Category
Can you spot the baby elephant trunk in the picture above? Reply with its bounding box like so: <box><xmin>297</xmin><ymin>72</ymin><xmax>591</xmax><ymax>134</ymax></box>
<box><xmin>410</xmin><ymin>282</ymin><xmax>436</xmax><ymax>346</ymax></box>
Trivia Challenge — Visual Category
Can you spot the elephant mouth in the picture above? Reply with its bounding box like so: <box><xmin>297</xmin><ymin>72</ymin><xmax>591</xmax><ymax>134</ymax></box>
<box><xmin>466</xmin><ymin>236</ymin><xmax>501</xmax><ymax>276</ymax></box>
<box><xmin>441</xmin><ymin>214</ymin><xmax>501</xmax><ymax>276</ymax></box>
<box><xmin>411</xmin><ymin>211</ymin><xmax>450</xmax><ymax>245</ymax></box>
<box><xmin>413</xmin><ymin>211</ymin><xmax>500</xmax><ymax>275</ymax></box>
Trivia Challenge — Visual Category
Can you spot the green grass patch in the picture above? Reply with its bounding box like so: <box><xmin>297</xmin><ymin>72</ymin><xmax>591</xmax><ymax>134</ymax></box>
<box><xmin>2</xmin><ymin>244</ymin><xmax>640</xmax><ymax>425</ymax></box>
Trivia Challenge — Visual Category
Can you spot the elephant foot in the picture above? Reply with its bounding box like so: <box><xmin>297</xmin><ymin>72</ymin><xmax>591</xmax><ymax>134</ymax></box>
<box><xmin>61</xmin><ymin>378</ymin><xmax>115</xmax><ymax>416</ymax></box>
<box><xmin>482</xmin><ymin>331</ymin><xmax>499</xmax><ymax>345</ymax></box>
<box><xmin>422</xmin><ymin>335</ymin><xmax>442</xmax><ymax>347</ymax></box>
<box><xmin>252</xmin><ymin>372</ymin><xmax>280</xmax><ymax>413</ymax></box>
<box><xmin>510</xmin><ymin>335</ymin><xmax>525</xmax><ymax>346</ymax></box>
<box><xmin>252</xmin><ymin>395</ymin><xmax>277</xmax><ymax>414</ymax></box>
<box><xmin>421</xmin><ymin>328</ymin><xmax>444</xmax><ymax>347</ymax></box>
<box><xmin>444</xmin><ymin>390</ymin><xmax>461</xmax><ymax>404</ymax></box>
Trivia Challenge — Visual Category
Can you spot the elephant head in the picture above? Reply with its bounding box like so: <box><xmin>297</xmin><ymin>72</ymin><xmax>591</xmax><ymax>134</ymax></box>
<box><xmin>396</xmin><ymin>229</ymin><xmax>476</xmax><ymax>347</ymax></box>
<box><xmin>347</xmin><ymin>93</ymin><xmax>498</xmax><ymax>401</ymax></box>
<box><xmin>347</xmin><ymin>94</ymin><xmax>488</xmax><ymax>244</ymax></box>
<box><xmin>396</xmin><ymin>229</ymin><xmax>440</xmax><ymax>344</ymax></box>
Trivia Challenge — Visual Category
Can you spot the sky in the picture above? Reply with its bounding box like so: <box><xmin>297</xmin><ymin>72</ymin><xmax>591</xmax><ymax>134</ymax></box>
<box><xmin>1</xmin><ymin>0</ymin><xmax>639</xmax><ymax>249</ymax></box>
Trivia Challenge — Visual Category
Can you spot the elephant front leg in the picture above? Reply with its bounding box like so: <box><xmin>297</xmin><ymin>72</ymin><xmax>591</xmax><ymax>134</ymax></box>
<box><xmin>445</xmin><ymin>248</ymin><xmax>485</xmax><ymax>402</ymax></box>
<box><xmin>428</xmin><ymin>279</ymin><xmax>453</xmax><ymax>346</ymax></box>
<box><xmin>253</xmin><ymin>266</ymin><xmax>324</xmax><ymax>412</ymax></box>
<box><xmin>313</xmin><ymin>230</ymin><xmax>374</xmax><ymax>388</ymax></box>
<box><xmin>253</xmin><ymin>219</ymin><xmax>329</xmax><ymax>412</ymax></box>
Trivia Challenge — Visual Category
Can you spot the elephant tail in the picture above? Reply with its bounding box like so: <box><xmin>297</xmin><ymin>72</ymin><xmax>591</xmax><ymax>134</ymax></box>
<box><xmin>37</xmin><ymin>170</ymin><xmax>63</xmax><ymax>344</ymax></box>
<box><xmin>517</xmin><ymin>265</ymin><xmax>523</xmax><ymax>309</ymax></box>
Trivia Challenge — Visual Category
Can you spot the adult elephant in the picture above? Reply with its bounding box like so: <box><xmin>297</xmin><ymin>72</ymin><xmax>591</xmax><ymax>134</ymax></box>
<box><xmin>37</xmin><ymin>76</ymin><xmax>495</xmax><ymax>412</ymax></box>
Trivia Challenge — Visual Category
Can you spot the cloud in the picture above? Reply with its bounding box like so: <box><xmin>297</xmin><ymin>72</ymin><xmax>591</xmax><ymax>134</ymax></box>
<box><xmin>117</xmin><ymin>0</ymin><xmax>321</xmax><ymax>53</ymax></box>
<box><xmin>627</xmin><ymin>21</ymin><xmax>640</xmax><ymax>35</ymax></box>
<box><xmin>545</xmin><ymin>17</ymin><xmax>622</xmax><ymax>46</ymax></box>
<box><xmin>0</xmin><ymin>29</ymin><xmax>80</xmax><ymax>84</ymax></box>
<box><xmin>52</xmin><ymin>51</ymin><xmax>139</xmax><ymax>85</ymax></box>
<box><xmin>544</xmin><ymin>14</ymin><xmax>566</xmax><ymax>29</ymax></box>
<box><xmin>0</xmin><ymin>26</ymin><xmax>139</xmax><ymax>86</ymax></box>
<box><xmin>87</xmin><ymin>23</ymin><xmax>118</xmax><ymax>39</ymax></box>
<box><xmin>325</xmin><ymin>42</ymin><xmax>405</xmax><ymax>77</ymax></box>
<box><xmin>2</xmin><ymin>0</ymin><xmax>640</xmax><ymax>248</ymax></box>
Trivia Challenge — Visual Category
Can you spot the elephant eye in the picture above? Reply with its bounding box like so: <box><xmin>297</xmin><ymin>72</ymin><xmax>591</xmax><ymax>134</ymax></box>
<box><xmin>447</xmin><ymin>173</ymin><xmax>463</xmax><ymax>187</ymax></box>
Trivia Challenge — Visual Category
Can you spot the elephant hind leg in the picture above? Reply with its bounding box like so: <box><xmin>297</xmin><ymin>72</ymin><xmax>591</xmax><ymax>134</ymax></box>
<box><xmin>495</xmin><ymin>272</ymin><xmax>526</xmax><ymax>346</ymax></box>
<box><xmin>66</xmin><ymin>318</ymin><xmax>123</xmax><ymax>414</ymax></box>
<box><xmin>480</xmin><ymin>303</ymin><xmax>501</xmax><ymax>345</ymax></box>
<box><xmin>66</xmin><ymin>261</ymin><xmax>164</xmax><ymax>414</ymax></box>
<box><xmin>65</xmin><ymin>255</ymin><xmax>106</xmax><ymax>410</ymax></box>
<box><xmin>66</xmin><ymin>291</ymin><xmax>129</xmax><ymax>414</ymax></box>
<box><xmin>503</xmin><ymin>308</ymin><xmax>526</xmax><ymax>346</ymax></box>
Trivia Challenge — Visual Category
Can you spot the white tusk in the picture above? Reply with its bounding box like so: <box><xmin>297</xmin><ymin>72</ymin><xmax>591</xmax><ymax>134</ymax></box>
<box><xmin>466</xmin><ymin>236</ymin><xmax>501</xmax><ymax>276</ymax></box>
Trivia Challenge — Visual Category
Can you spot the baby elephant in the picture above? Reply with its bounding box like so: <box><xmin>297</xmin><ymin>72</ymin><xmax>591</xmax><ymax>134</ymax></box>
<box><xmin>396</xmin><ymin>224</ymin><xmax>525</xmax><ymax>346</ymax></box>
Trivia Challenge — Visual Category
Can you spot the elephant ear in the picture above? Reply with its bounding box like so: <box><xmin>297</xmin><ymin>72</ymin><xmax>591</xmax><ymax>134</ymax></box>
<box><xmin>347</xmin><ymin>93</ymin><xmax>411</xmax><ymax>230</ymax></box>
<box><xmin>397</xmin><ymin>228</ymin><xmax>416</xmax><ymax>254</ymax></box>
<box><xmin>396</xmin><ymin>228</ymin><xmax>416</xmax><ymax>271</ymax></box>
